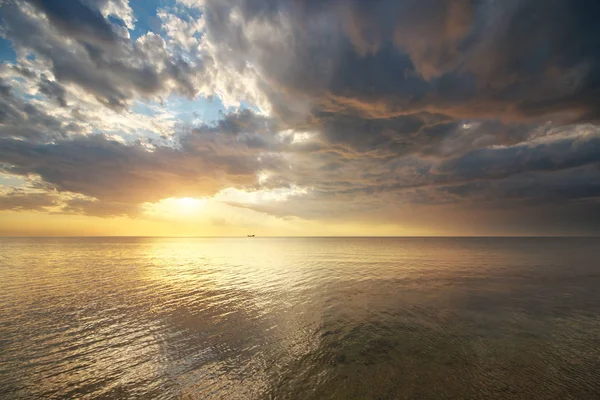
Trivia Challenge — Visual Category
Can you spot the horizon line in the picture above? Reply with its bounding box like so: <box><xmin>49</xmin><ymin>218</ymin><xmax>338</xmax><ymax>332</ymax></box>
<box><xmin>1</xmin><ymin>235</ymin><xmax>599</xmax><ymax>239</ymax></box>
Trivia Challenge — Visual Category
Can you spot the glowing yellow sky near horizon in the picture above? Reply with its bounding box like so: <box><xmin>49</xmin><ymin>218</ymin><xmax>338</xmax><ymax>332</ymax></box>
<box><xmin>0</xmin><ymin>189</ymin><xmax>444</xmax><ymax>237</ymax></box>
<box><xmin>0</xmin><ymin>209</ymin><xmax>431</xmax><ymax>237</ymax></box>
<box><xmin>0</xmin><ymin>184</ymin><xmax>568</xmax><ymax>237</ymax></box>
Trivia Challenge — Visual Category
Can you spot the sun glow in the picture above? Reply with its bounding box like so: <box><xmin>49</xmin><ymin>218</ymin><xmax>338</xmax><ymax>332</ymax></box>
<box><xmin>141</xmin><ymin>186</ymin><xmax>309</xmax><ymax>225</ymax></box>
<box><xmin>143</xmin><ymin>197</ymin><xmax>207</xmax><ymax>219</ymax></box>
<box><xmin>175</xmin><ymin>197</ymin><xmax>206</xmax><ymax>214</ymax></box>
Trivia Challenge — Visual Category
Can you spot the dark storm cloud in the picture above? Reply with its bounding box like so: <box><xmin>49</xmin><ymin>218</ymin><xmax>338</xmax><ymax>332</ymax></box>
<box><xmin>304</xmin><ymin>131</ymin><xmax>600</xmax><ymax>205</ymax></box>
<box><xmin>437</xmin><ymin>135</ymin><xmax>600</xmax><ymax>182</ymax></box>
<box><xmin>423</xmin><ymin>161</ymin><xmax>599</xmax><ymax>210</ymax></box>
<box><xmin>26</xmin><ymin>0</ymin><xmax>118</xmax><ymax>44</ymax></box>
<box><xmin>195</xmin><ymin>108</ymin><xmax>279</xmax><ymax>136</ymax></box>
<box><xmin>199</xmin><ymin>0</ymin><xmax>600</xmax><ymax>123</ymax></box>
<box><xmin>190</xmin><ymin>0</ymin><xmax>600</xmax><ymax>233</ymax></box>
<box><xmin>195</xmin><ymin>0</ymin><xmax>600</xmax><ymax>223</ymax></box>
<box><xmin>315</xmin><ymin>113</ymin><xmax>435</xmax><ymax>155</ymax></box>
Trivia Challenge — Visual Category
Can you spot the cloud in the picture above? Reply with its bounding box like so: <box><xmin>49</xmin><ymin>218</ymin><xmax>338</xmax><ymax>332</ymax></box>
<box><xmin>436</xmin><ymin>129</ymin><xmax>600</xmax><ymax>182</ymax></box>
<box><xmin>191</xmin><ymin>0</ymin><xmax>600</xmax><ymax>124</ymax></box>
<box><xmin>27</xmin><ymin>0</ymin><xmax>120</xmax><ymax>44</ymax></box>
<box><xmin>0</xmin><ymin>187</ymin><xmax>59</xmax><ymax>211</ymax></box>
<box><xmin>0</xmin><ymin>131</ymin><xmax>261</xmax><ymax>200</ymax></box>
<box><xmin>6</xmin><ymin>0</ymin><xmax>600</xmax><ymax>122</ymax></box>
<box><xmin>0</xmin><ymin>77</ymin><xmax>70</xmax><ymax>141</ymax></box>
<box><xmin>2</xmin><ymin>1</ymin><xmax>202</xmax><ymax>109</ymax></box>
<box><xmin>0</xmin><ymin>108</ymin><xmax>301</xmax><ymax>216</ymax></box>
<box><xmin>37</xmin><ymin>74</ymin><xmax>67</xmax><ymax>107</ymax></box>
<box><xmin>1</xmin><ymin>0</ymin><xmax>600</xmax><ymax>234</ymax></box>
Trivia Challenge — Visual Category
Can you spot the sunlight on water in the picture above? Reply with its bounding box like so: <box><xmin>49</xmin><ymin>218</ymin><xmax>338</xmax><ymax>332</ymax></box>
<box><xmin>1</xmin><ymin>237</ymin><xmax>600</xmax><ymax>399</ymax></box>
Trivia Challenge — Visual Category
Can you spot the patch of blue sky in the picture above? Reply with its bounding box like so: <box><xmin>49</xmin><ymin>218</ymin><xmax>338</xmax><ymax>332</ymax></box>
<box><xmin>107</xmin><ymin>15</ymin><xmax>128</xmax><ymax>28</ymax></box>
<box><xmin>92</xmin><ymin>126</ymin><xmax>153</xmax><ymax>145</ymax></box>
<box><xmin>6</xmin><ymin>80</ymin><xmax>42</xmax><ymax>102</ymax></box>
<box><xmin>236</xmin><ymin>101</ymin><xmax>262</xmax><ymax>114</ymax></box>
<box><xmin>0</xmin><ymin>36</ymin><xmax>16</xmax><ymax>64</ymax></box>
<box><xmin>163</xmin><ymin>94</ymin><xmax>228</xmax><ymax>124</ymax></box>
<box><xmin>105</xmin><ymin>129</ymin><xmax>160</xmax><ymax>143</ymax></box>
<box><xmin>0</xmin><ymin>174</ymin><xmax>28</xmax><ymax>188</ymax></box>
<box><xmin>0</xmin><ymin>7</ymin><xmax>17</xmax><ymax>63</ymax></box>
<box><xmin>132</xmin><ymin>94</ymin><xmax>262</xmax><ymax>134</ymax></box>
<box><xmin>170</xmin><ymin>4</ymin><xmax>203</xmax><ymax>22</ymax></box>
<box><xmin>90</xmin><ymin>127</ymin><xmax>107</xmax><ymax>137</ymax></box>
<box><xmin>25</xmin><ymin>93</ymin><xmax>43</xmax><ymax>102</ymax></box>
<box><xmin>129</xmin><ymin>0</ymin><xmax>165</xmax><ymax>40</ymax></box>
<box><xmin>131</xmin><ymin>101</ymin><xmax>163</xmax><ymax>117</ymax></box>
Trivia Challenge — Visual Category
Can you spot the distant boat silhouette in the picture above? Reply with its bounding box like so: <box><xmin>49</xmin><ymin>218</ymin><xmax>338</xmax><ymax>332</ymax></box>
<box><xmin>247</xmin><ymin>234</ymin><xmax>255</xmax><ymax>237</ymax></box>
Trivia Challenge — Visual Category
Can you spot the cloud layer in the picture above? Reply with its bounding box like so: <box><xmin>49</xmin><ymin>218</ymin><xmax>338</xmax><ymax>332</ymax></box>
<box><xmin>1</xmin><ymin>0</ymin><xmax>600</xmax><ymax>234</ymax></box>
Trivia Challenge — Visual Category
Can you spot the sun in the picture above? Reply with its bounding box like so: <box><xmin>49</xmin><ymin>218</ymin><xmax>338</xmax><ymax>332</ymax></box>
<box><xmin>142</xmin><ymin>197</ymin><xmax>208</xmax><ymax>220</ymax></box>
<box><xmin>174</xmin><ymin>197</ymin><xmax>206</xmax><ymax>215</ymax></box>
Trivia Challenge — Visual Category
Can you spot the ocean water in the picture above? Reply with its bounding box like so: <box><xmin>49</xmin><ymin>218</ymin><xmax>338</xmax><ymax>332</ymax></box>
<box><xmin>1</xmin><ymin>237</ymin><xmax>599</xmax><ymax>399</ymax></box>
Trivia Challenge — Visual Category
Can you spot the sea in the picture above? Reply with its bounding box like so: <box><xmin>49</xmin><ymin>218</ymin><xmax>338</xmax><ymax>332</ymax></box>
<box><xmin>1</xmin><ymin>237</ymin><xmax>599</xmax><ymax>399</ymax></box>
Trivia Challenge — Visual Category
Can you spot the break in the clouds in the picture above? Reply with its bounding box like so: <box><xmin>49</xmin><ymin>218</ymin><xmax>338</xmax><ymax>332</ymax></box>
<box><xmin>0</xmin><ymin>0</ymin><xmax>600</xmax><ymax>235</ymax></box>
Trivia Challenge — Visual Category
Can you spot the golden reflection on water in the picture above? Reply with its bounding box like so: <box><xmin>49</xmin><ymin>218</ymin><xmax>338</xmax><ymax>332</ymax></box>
<box><xmin>1</xmin><ymin>237</ymin><xmax>600</xmax><ymax>399</ymax></box>
<box><xmin>142</xmin><ymin>238</ymin><xmax>329</xmax><ymax>398</ymax></box>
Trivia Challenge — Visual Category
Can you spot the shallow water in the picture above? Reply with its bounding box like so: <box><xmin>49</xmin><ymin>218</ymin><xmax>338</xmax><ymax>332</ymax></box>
<box><xmin>1</xmin><ymin>237</ymin><xmax>600</xmax><ymax>399</ymax></box>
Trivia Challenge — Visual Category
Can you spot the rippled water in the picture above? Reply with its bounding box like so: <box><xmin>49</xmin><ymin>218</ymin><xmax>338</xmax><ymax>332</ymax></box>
<box><xmin>1</xmin><ymin>237</ymin><xmax>600</xmax><ymax>399</ymax></box>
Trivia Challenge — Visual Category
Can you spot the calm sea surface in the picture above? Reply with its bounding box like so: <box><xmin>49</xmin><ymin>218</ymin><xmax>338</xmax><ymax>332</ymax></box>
<box><xmin>1</xmin><ymin>237</ymin><xmax>600</xmax><ymax>399</ymax></box>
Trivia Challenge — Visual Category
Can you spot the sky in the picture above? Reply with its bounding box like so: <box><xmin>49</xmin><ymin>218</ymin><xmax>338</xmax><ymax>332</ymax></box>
<box><xmin>0</xmin><ymin>0</ymin><xmax>600</xmax><ymax>236</ymax></box>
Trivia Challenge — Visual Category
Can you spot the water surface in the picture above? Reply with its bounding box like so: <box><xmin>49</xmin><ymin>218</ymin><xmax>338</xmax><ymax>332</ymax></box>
<box><xmin>1</xmin><ymin>237</ymin><xmax>600</xmax><ymax>399</ymax></box>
